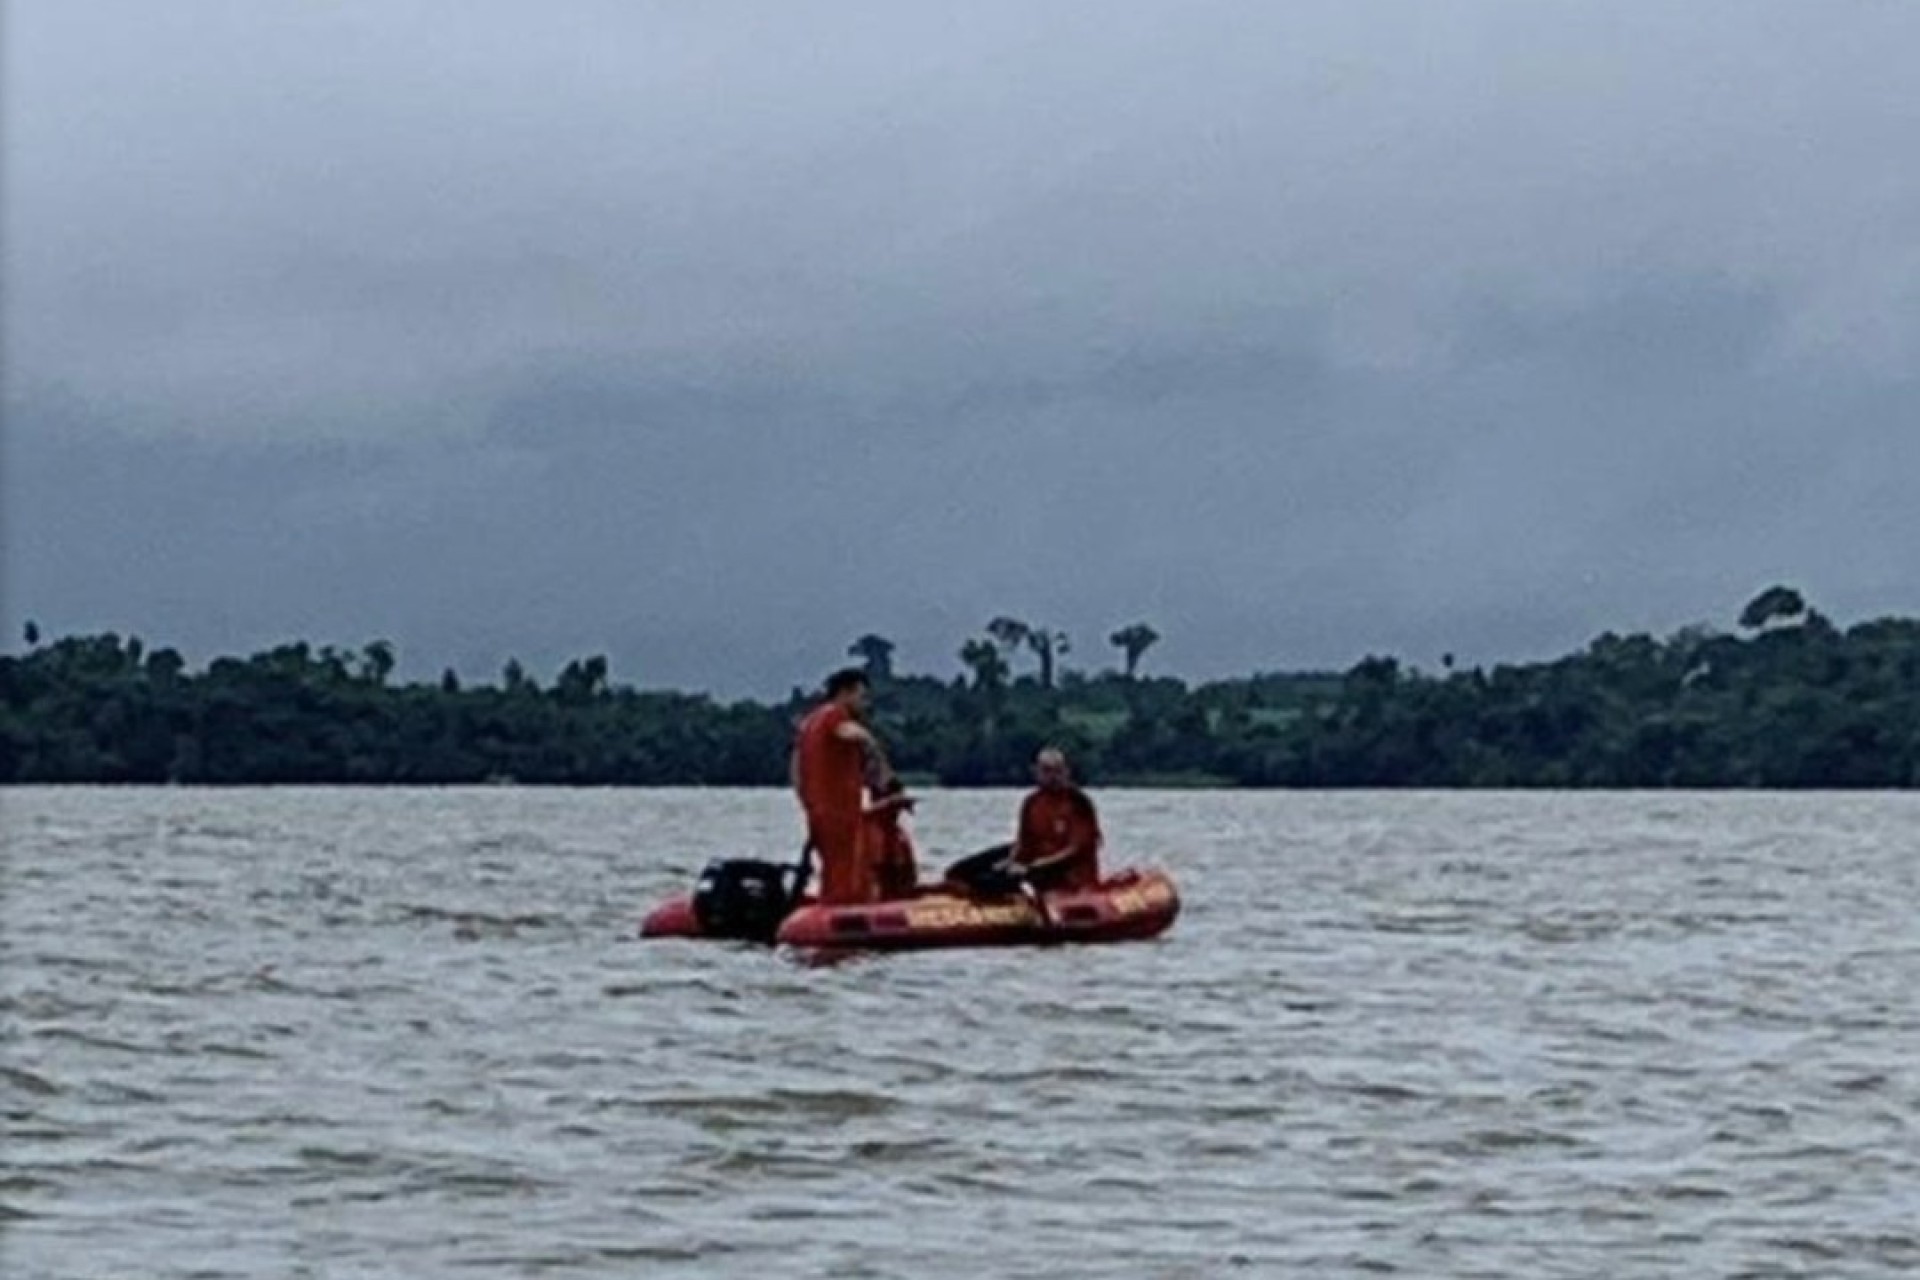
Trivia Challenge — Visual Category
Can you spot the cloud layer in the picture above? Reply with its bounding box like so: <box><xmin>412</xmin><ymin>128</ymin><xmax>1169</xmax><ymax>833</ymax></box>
<box><xmin>6</xmin><ymin>3</ymin><xmax>1918</xmax><ymax>692</ymax></box>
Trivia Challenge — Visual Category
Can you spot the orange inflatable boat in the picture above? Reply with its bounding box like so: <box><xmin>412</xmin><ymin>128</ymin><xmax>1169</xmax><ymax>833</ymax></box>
<box><xmin>640</xmin><ymin>864</ymin><xmax>1179</xmax><ymax>953</ymax></box>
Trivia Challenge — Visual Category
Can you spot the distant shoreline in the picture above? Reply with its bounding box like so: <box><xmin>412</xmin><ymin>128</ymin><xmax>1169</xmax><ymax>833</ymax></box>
<box><xmin>4</xmin><ymin>590</ymin><xmax>1917</xmax><ymax>789</ymax></box>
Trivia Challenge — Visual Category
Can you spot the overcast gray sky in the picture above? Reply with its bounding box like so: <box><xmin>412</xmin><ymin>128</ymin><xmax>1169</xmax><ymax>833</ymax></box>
<box><xmin>5</xmin><ymin>2</ymin><xmax>1917</xmax><ymax>695</ymax></box>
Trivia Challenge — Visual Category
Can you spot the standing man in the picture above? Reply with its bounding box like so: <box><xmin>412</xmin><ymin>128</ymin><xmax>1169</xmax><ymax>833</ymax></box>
<box><xmin>1012</xmin><ymin>747</ymin><xmax>1103</xmax><ymax>892</ymax></box>
<box><xmin>791</xmin><ymin>668</ymin><xmax>881</xmax><ymax>904</ymax></box>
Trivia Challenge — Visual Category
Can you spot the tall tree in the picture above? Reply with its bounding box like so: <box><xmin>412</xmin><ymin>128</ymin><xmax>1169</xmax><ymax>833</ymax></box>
<box><xmin>959</xmin><ymin>637</ymin><xmax>1009</xmax><ymax>692</ymax></box>
<box><xmin>1027</xmin><ymin>628</ymin><xmax>1070</xmax><ymax>690</ymax></box>
<box><xmin>986</xmin><ymin>616</ymin><xmax>1070</xmax><ymax>688</ymax></box>
<box><xmin>1108</xmin><ymin>622</ymin><xmax>1161</xmax><ymax>678</ymax></box>
<box><xmin>146</xmin><ymin>647</ymin><xmax>186</xmax><ymax>682</ymax></box>
<box><xmin>360</xmin><ymin>640</ymin><xmax>397</xmax><ymax>686</ymax></box>
<box><xmin>986</xmin><ymin>616</ymin><xmax>1031</xmax><ymax>657</ymax></box>
<box><xmin>1739</xmin><ymin>585</ymin><xmax>1808</xmax><ymax>632</ymax></box>
<box><xmin>847</xmin><ymin>633</ymin><xmax>896</xmax><ymax>681</ymax></box>
<box><xmin>555</xmin><ymin>655</ymin><xmax>610</xmax><ymax>703</ymax></box>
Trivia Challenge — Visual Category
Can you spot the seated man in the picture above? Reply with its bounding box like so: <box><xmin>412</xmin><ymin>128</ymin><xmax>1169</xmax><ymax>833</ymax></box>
<box><xmin>1010</xmin><ymin>747</ymin><xmax>1102</xmax><ymax>892</ymax></box>
<box><xmin>863</xmin><ymin>772</ymin><xmax>921</xmax><ymax>900</ymax></box>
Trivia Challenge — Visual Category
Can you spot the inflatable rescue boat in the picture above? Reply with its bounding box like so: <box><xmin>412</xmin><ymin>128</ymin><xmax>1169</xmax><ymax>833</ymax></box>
<box><xmin>640</xmin><ymin>863</ymin><xmax>1179</xmax><ymax>953</ymax></box>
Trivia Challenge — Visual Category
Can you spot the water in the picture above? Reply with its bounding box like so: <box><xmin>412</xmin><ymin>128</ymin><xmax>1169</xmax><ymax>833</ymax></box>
<box><xmin>3</xmin><ymin>787</ymin><xmax>1917</xmax><ymax>1278</ymax></box>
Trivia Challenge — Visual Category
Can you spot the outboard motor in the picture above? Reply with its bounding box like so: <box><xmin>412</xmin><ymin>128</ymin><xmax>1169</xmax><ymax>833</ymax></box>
<box><xmin>691</xmin><ymin>858</ymin><xmax>798</xmax><ymax>943</ymax></box>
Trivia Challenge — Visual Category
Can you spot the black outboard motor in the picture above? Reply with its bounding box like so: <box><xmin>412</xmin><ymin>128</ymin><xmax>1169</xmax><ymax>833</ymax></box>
<box><xmin>691</xmin><ymin>858</ymin><xmax>802</xmax><ymax>943</ymax></box>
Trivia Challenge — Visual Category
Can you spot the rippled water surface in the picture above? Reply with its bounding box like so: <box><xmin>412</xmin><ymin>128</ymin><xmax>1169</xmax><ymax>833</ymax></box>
<box><xmin>4</xmin><ymin>787</ymin><xmax>1918</xmax><ymax>1278</ymax></box>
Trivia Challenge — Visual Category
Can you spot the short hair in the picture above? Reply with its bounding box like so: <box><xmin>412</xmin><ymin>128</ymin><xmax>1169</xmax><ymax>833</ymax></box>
<box><xmin>825</xmin><ymin>667</ymin><xmax>870</xmax><ymax>695</ymax></box>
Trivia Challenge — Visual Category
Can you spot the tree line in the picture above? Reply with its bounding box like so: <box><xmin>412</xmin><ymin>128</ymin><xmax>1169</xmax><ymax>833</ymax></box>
<box><xmin>2</xmin><ymin>588</ymin><xmax>1916</xmax><ymax>786</ymax></box>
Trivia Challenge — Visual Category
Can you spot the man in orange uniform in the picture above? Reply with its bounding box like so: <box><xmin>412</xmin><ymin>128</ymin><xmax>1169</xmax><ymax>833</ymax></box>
<box><xmin>1012</xmin><ymin>747</ymin><xmax>1102</xmax><ymax>892</ymax></box>
<box><xmin>791</xmin><ymin>668</ymin><xmax>882</xmax><ymax>904</ymax></box>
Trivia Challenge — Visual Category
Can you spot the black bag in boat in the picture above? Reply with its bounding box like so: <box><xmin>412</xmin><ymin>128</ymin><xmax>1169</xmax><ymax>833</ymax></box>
<box><xmin>942</xmin><ymin>844</ymin><xmax>1029</xmax><ymax>898</ymax></box>
<box><xmin>691</xmin><ymin>858</ymin><xmax>796</xmax><ymax>943</ymax></box>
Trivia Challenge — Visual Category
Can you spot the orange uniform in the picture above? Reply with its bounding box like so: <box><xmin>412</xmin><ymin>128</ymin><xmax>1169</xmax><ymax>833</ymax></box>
<box><xmin>863</xmin><ymin>804</ymin><xmax>919</xmax><ymax>900</ymax></box>
<box><xmin>794</xmin><ymin>702</ymin><xmax>873</xmax><ymax>904</ymax></box>
<box><xmin>1014</xmin><ymin>786</ymin><xmax>1102</xmax><ymax>891</ymax></box>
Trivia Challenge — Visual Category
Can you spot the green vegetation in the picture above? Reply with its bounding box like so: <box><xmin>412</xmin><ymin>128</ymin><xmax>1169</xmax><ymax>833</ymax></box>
<box><xmin>3</xmin><ymin>588</ymin><xmax>1916</xmax><ymax>786</ymax></box>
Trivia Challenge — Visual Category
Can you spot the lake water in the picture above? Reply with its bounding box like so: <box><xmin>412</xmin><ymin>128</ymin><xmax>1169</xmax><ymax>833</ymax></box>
<box><xmin>3</xmin><ymin>787</ymin><xmax>1917</xmax><ymax>1278</ymax></box>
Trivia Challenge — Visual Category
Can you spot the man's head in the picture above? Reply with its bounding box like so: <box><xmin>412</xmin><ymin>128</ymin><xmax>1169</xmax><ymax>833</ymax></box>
<box><xmin>1033</xmin><ymin>746</ymin><xmax>1071</xmax><ymax>790</ymax></box>
<box><xmin>824</xmin><ymin>666</ymin><xmax>871</xmax><ymax>711</ymax></box>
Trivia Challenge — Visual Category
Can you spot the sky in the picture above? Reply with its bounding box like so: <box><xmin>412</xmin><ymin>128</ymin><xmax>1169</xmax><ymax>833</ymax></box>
<box><xmin>5</xmin><ymin>2</ymin><xmax>1918</xmax><ymax>696</ymax></box>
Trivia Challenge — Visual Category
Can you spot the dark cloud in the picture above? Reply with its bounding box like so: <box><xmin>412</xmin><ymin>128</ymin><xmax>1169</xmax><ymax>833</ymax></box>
<box><xmin>5</xmin><ymin>3</ymin><xmax>1919</xmax><ymax>694</ymax></box>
